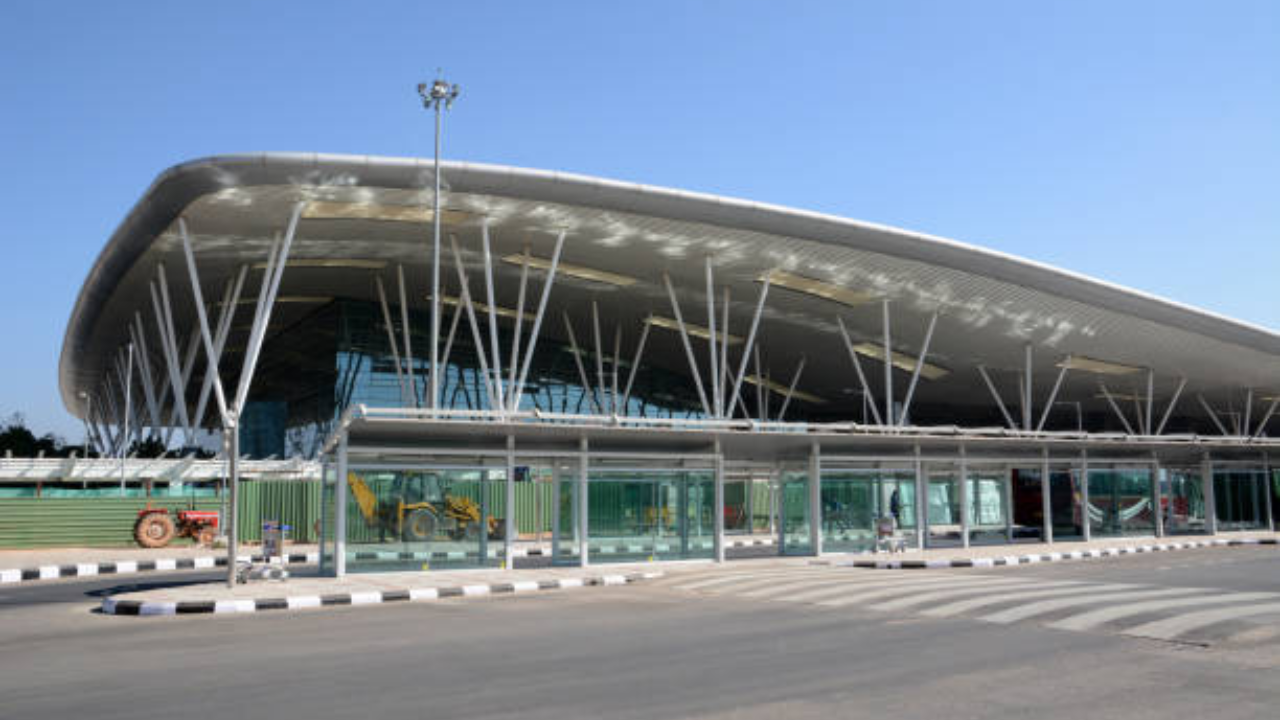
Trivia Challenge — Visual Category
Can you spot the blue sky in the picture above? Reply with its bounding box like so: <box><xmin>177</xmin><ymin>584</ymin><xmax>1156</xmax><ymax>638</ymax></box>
<box><xmin>2</xmin><ymin>1</ymin><xmax>1277</xmax><ymax>438</ymax></box>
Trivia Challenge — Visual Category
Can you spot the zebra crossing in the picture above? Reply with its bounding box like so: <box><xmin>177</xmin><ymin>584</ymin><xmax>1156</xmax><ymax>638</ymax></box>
<box><xmin>652</xmin><ymin>565</ymin><xmax>1280</xmax><ymax>644</ymax></box>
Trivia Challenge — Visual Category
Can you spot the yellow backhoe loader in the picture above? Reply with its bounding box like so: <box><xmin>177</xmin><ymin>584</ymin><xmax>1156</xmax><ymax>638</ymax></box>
<box><xmin>346</xmin><ymin>472</ymin><xmax>504</xmax><ymax>542</ymax></box>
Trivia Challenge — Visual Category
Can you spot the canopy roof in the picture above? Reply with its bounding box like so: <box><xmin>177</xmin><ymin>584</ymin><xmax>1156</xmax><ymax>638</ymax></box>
<box><xmin>60</xmin><ymin>153</ymin><xmax>1280</xmax><ymax>430</ymax></box>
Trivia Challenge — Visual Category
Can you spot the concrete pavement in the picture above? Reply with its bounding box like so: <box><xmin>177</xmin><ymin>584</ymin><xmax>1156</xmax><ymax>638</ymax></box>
<box><xmin>2</xmin><ymin>550</ymin><xmax>1279</xmax><ymax>720</ymax></box>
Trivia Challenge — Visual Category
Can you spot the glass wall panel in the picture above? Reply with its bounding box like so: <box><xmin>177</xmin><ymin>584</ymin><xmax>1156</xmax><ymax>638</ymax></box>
<box><xmin>1213</xmin><ymin>469</ymin><xmax>1268</xmax><ymax>530</ymax></box>
<box><xmin>925</xmin><ymin>471</ymin><xmax>961</xmax><ymax>548</ymax></box>
<box><xmin>1050</xmin><ymin>470</ymin><xmax>1084</xmax><ymax>540</ymax></box>
<box><xmin>1163</xmin><ymin>469</ymin><xmax>1207</xmax><ymax>534</ymax></box>
<box><xmin>780</xmin><ymin>472</ymin><xmax>812</xmax><ymax>555</ymax></box>
<box><xmin>968</xmin><ymin>470</ymin><xmax>1008</xmax><ymax>545</ymax></box>
<box><xmin>724</xmin><ymin>480</ymin><xmax>749</xmax><ymax>534</ymax></box>
<box><xmin>585</xmin><ymin>470</ymin><xmax>714</xmax><ymax>563</ymax></box>
<box><xmin>343</xmin><ymin>467</ymin><xmax>503</xmax><ymax>572</ymax></box>
<box><xmin>553</xmin><ymin>466</ymin><xmax>579</xmax><ymax>565</ymax></box>
<box><xmin>820</xmin><ymin>472</ymin><xmax>878</xmax><ymax>552</ymax></box>
<box><xmin>1086</xmin><ymin>468</ymin><xmax>1155</xmax><ymax>537</ymax></box>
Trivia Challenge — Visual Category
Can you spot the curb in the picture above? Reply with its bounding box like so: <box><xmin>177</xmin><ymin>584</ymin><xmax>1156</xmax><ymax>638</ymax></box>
<box><xmin>851</xmin><ymin>537</ymin><xmax>1279</xmax><ymax>570</ymax></box>
<box><xmin>0</xmin><ymin>552</ymin><xmax>318</xmax><ymax>585</ymax></box>
<box><xmin>101</xmin><ymin>571</ymin><xmax>663</xmax><ymax>617</ymax></box>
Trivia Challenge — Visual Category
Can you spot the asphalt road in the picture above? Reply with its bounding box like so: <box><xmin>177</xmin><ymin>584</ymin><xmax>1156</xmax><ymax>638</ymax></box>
<box><xmin>1</xmin><ymin>548</ymin><xmax>1277</xmax><ymax>720</ymax></box>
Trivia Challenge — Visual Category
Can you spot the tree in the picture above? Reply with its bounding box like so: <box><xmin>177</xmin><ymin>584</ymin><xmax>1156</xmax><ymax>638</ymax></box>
<box><xmin>0</xmin><ymin>413</ymin><xmax>65</xmax><ymax>457</ymax></box>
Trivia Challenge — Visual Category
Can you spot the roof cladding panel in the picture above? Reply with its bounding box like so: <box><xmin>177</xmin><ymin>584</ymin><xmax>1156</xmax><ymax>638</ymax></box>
<box><xmin>61</xmin><ymin>154</ymin><xmax>1280</xmax><ymax>422</ymax></box>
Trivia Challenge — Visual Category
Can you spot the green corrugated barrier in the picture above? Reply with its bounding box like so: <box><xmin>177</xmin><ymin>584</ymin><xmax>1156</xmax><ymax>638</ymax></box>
<box><xmin>0</xmin><ymin>497</ymin><xmax>224</xmax><ymax>548</ymax></box>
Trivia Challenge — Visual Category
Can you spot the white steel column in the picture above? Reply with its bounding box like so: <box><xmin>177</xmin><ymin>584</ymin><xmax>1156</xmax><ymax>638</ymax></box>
<box><xmin>662</xmin><ymin>273</ymin><xmax>712</xmax><ymax>417</ymax></box>
<box><xmin>1040</xmin><ymin>447</ymin><xmax>1053</xmax><ymax>544</ymax></box>
<box><xmin>507</xmin><ymin>246</ymin><xmax>530</xmax><ymax>409</ymax></box>
<box><xmin>913</xmin><ymin>445</ymin><xmax>925</xmax><ymax>549</ymax></box>
<box><xmin>725</xmin><ymin>274</ymin><xmax>771</xmax><ymax>418</ymax></box>
<box><xmin>959</xmin><ymin>444</ymin><xmax>970</xmax><ymax>548</ymax></box>
<box><xmin>505</xmin><ymin>435</ymin><xmax>515</xmax><ymax>570</ymax></box>
<box><xmin>619</xmin><ymin>318</ymin><xmax>651</xmax><ymax>413</ymax></box>
<box><xmin>977</xmin><ymin>365</ymin><xmax>1018</xmax><ymax>430</ymax></box>
<box><xmin>809</xmin><ymin>441</ymin><xmax>822</xmax><ymax>555</ymax></box>
<box><xmin>1004</xmin><ymin>466</ymin><xmax>1014</xmax><ymax>543</ymax></box>
<box><xmin>1202</xmin><ymin>454</ymin><xmax>1217</xmax><ymax>534</ymax></box>
<box><xmin>1081</xmin><ymin>449</ymin><xmax>1092</xmax><ymax>542</ymax></box>
<box><xmin>776</xmin><ymin>356</ymin><xmax>807</xmax><ymax>421</ymax></box>
<box><xmin>335</xmin><ymin>430</ymin><xmax>348</xmax><ymax>577</ymax></box>
<box><xmin>1037</xmin><ymin>363</ymin><xmax>1070</xmax><ymax>432</ymax></box>
<box><xmin>448</xmin><ymin>235</ymin><xmax>499</xmax><ymax>410</ymax></box>
<box><xmin>1155</xmin><ymin>377</ymin><xmax>1188</xmax><ymax>435</ymax></box>
<box><xmin>714</xmin><ymin>438</ymin><xmax>726</xmax><ymax>563</ymax></box>
<box><xmin>375</xmin><ymin>275</ymin><xmax>410</xmax><ymax>406</ymax></box>
<box><xmin>705</xmin><ymin>258</ymin><xmax>721</xmax><ymax>418</ymax></box>
<box><xmin>1023</xmin><ymin>343</ymin><xmax>1033</xmax><ymax>431</ymax></box>
<box><xmin>836</xmin><ymin>317</ymin><xmax>882</xmax><ymax>426</ymax></box>
<box><xmin>578</xmin><ymin>437</ymin><xmax>589</xmax><ymax>567</ymax></box>
<box><xmin>511</xmin><ymin>230</ymin><xmax>565</xmax><ymax>412</ymax></box>
<box><xmin>395</xmin><ymin>265</ymin><xmax>418</xmax><ymax>407</ymax></box>
<box><xmin>898</xmin><ymin>311</ymin><xmax>938</xmax><ymax>426</ymax></box>
<box><xmin>1263</xmin><ymin>453</ymin><xmax>1274</xmax><ymax>533</ymax></box>
<box><xmin>562</xmin><ymin>313</ymin><xmax>601</xmax><ymax>414</ymax></box>
<box><xmin>550</xmin><ymin>464</ymin><xmax>561</xmax><ymax>562</ymax></box>
<box><xmin>481</xmin><ymin>221</ymin><xmax>505</xmax><ymax>410</ymax></box>
<box><xmin>1152</xmin><ymin>455</ymin><xmax>1165</xmax><ymax>538</ymax></box>
<box><xmin>882</xmin><ymin>300</ymin><xmax>894</xmax><ymax>426</ymax></box>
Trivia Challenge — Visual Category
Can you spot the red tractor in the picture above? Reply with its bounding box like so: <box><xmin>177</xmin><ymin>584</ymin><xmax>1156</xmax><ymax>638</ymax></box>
<box><xmin>134</xmin><ymin>506</ymin><xmax>220</xmax><ymax>548</ymax></box>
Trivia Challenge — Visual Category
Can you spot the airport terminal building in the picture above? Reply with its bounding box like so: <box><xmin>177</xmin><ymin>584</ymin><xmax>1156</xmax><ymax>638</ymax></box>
<box><xmin>61</xmin><ymin>153</ymin><xmax>1280</xmax><ymax>574</ymax></box>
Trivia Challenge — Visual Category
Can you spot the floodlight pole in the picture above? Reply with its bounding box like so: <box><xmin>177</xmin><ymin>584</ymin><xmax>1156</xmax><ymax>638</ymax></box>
<box><xmin>120</xmin><ymin>342</ymin><xmax>134</xmax><ymax>495</ymax></box>
<box><xmin>419</xmin><ymin>73</ymin><xmax>460</xmax><ymax>413</ymax></box>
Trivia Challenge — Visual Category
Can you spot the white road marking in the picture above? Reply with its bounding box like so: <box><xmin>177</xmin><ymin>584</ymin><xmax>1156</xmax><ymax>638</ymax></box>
<box><xmin>816</xmin><ymin>577</ymin><xmax>1015</xmax><ymax>608</ymax></box>
<box><xmin>869</xmin><ymin>579</ymin><xmax>1078</xmax><ymax>612</ymax></box>
<box><xmin>1124</xmin><ymin>602</ymin><xmax>1280</xmax><ymax>640</ymax></box>
<box><xmin>981</xmin><ymin>587</ymin><xmax>1209</xmax><ymax>624</ymax></box>
<box><xmin>921</xmin><ymin>583</ymin><xmax>1140</xmax><ymax>618</ymax></box>
<box><xmin>1048</xmin><ymin>591</ymin><xmax>1278</xmax><ymax>632</ymax></box>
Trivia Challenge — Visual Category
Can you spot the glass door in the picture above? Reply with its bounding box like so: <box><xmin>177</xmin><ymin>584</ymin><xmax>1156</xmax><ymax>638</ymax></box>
<box><xmin>925</xmin><ymin>467</ymin><xmax>962</xmax><ymax>548</ymax></box>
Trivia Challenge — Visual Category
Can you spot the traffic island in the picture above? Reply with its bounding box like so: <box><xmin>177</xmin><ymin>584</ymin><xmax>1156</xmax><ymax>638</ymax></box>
<box><xmin>99</xmin><ymin>566</ymin><xmax>665</xmax><ymax>617</ymax></box>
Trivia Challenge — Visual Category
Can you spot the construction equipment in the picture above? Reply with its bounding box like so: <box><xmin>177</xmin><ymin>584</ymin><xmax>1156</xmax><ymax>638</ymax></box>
<box><xmin>346</xmin><ymin>472</ymin><xmax>503</xmax><ymax>542</ymax></box>
<box><xmin>134</xmin><ymin>504</ymin><xmax>220</xmax><ymax>548</ymax></box>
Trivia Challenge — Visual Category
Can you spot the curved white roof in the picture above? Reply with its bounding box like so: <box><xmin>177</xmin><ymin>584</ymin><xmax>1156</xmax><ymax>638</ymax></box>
<box><xmin>60</xmin><ymin>153</ymin><xmax>1280</xmax><ymax>425</ymax></box>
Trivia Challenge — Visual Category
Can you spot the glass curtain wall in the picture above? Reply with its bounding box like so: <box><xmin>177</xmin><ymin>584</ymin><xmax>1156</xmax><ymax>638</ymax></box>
<box><xmin>1163</xmin><ymin>468</ymin><xmax>1207</xmax><ymax>534</ymax></box>
<box><xmin>1213</xmin><ymin>468</ymin><xmax>1269</xmax><ymax>530</ymax></box>
<box><xmin>925</xmin><ymin>467</ymin><xmax>962</xmax><ymax>548</ymax></box>
<box><xmin>967</xmin><ymin>468</ymin><xmax>1010</xmax><ymax>545</ymax></box>
<box><xmin>819</xmin><ymin>470</ymin><xmax>879</xmax><ymax>552</ymax></box>
<box><xmin>341</xmin><ymin>466</ymin><xmax>505</xmax><ymax>572</ymax></box>
<box><xmin>584</xmin><ymin>470</ymin><xmax>714</xmax><ymax>563</ymax></box>
<box><xmin>1086</xmin><ymin>467</ymin><xmax>1155</xmax><ymax>537</ymax></box>
<box><xmin>780</xmin><ymin>470</ymin><xmax>812</xmax><ymax>555</ymax></box>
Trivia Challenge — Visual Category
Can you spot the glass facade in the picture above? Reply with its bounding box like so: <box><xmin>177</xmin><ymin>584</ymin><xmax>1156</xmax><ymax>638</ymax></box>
<box><xmin>1163</xmin><ymin>468</ymin><xmax>1207</xmax><ymax>534</ymax></box>
<box><xmin>780</xmin><ymin>471</ymin><xmax>812</xmax><ymax>555</ymax></box>
<box><xmin>1213</xmin><ymin>469</ymin><xmax>1269</xmax><ymax>530</ymax></box>
<box><xmin>338</xmin><ymin>466</ymin><xmax>506</xmax><ymax>573</ymax></box>
<box><xmin>1086</xmin><ymin>468</ymin><xmax>1155</xmax><ymax>537</ymax></box>
<box><xmin>583</xmin><ymin>470</ymin><xmax>714</xmax><ymax>562</ymax></box>
<box><xmin>967</xmin><ymin>469</ymin><xmax>1009</xmax><ymax>545</ymax></box>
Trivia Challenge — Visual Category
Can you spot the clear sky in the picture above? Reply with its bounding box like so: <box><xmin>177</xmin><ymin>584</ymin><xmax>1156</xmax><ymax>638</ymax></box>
<box><xmin>2</xmin><ymin>1</ymin><xmax>1277</xmax><ymax>439</ymax></box>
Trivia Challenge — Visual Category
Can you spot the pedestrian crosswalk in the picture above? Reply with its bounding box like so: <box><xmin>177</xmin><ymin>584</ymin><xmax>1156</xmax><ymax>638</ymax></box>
<box><xmin>651</xmin><ymin>566</ymin><xmax>1280</xmax><ymax>645</ymax></box>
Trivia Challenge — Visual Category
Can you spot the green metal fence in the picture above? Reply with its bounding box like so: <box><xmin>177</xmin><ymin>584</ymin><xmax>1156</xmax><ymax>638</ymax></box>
<box><xmin>0</xmin><ymin>482</ymin><xmax>322</xmax><ymax>549</ymax></box>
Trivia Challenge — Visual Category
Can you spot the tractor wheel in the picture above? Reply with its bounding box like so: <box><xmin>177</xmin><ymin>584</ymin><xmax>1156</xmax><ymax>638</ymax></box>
<box><xmin>134</xmin><ymin>513</ymin><xmax>176</xmax><ymax>548</ymax></box>
<box><xmin>404</xmin><ymin>509</ymin><xmax>438</xmax><ymax>541</ymax></box>
<box><xmin>196</xmin><ymin>526</ymin><xmax>217</xmax><ymax>547</ymax></box>
<box><xmin>463</xmin><ymin>521</ymin><xmax>481</xmax><ymax>541</ymax></box>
